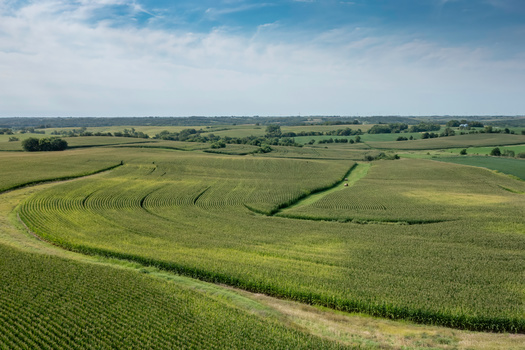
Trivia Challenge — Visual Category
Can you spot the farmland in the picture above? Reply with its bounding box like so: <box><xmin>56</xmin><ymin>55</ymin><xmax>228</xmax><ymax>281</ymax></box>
<box><xmin>0</xmin><ymin>240</ymin><xmax>348</xmax><ymax>349</ymax></box>
<box><xmin>366</xmin><ymin>133</ymin><xmax>525</xmax><ymax>150</ymax></box>
<box><xmin>1</xmin><ymin>118</ymin><xmax>525</xmax><ymax>348</ymax></box>
<box><xmin>17</xmin><ymin>152</ymin><xmax>525</xmax><ymax>332</ymax></box>
<box><xmin>435</xmin><ymin>156</ymin><xmax>525</xmax><ymax>180</ymax></box>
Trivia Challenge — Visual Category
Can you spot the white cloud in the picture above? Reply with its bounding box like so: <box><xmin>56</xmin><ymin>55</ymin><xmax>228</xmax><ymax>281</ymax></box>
<box><xmin>204</xmin><ymin>3</ymin><xmax>273</xmax><ymax>19</ymax></box>
<box><xmin>0</xmin><ymin>0</ymin><xmax>524</xmax><ymax>116</ymax></box>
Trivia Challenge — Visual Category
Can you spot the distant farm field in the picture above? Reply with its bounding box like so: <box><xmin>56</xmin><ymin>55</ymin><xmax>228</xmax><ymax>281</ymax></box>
<box><xmin>367</xmin><ymin>133</ymin><xmax>525</xmax><ymax>150</ymax></box>
<box><xmin>0</xmin><ymin>148</ymin><xmax>123</xmax><ymax>192</ymax></box>
<box><xmin>444</xmin><ymin>144</ymin><xmax>525</xmax><ymax>156</ymax></box>
<box><xmin>17</xmin><ymin>151</ymin><xmax>525</xmax><ymax>332</ymax></box>
<box><xmin>435</xmin><ymin>156</ymin><xmax>525</xmax><ymax>180</ymax></box>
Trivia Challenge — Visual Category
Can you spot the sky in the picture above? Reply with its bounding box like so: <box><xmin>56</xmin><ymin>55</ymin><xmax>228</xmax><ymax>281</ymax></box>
<box><xmin>0</xmin><ymin>0</ymin><xmax>524</xmax><ymax>117</ymax></box>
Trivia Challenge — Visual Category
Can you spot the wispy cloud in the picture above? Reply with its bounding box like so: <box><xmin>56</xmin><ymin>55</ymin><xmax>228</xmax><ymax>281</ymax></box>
<box><xmin>0</xmin><ymin>0</ymin><xmax>524</xmax><ymax>116</ymax></box>
<box><xmin>204</xmin><ymin>3</ymin><xmax>273</xmax><ymax>19</ymax></box>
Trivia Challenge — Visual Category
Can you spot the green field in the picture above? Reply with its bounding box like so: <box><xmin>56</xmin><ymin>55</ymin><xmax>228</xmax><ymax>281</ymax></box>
<box><xmin>0</xmin><ymin>134</ymin><xmax>157</xmax><ymax>151</ymax></box>
<box><xmin>17</xmin><ymin>152</ymin><xmax>525</xmax><ymax>332</ymax></box>
<box><xmin>0</xmin><ymin>148</ymin><xmax>124</xmax><ymax>192</ymax></box>
<box><xmin>0</xmin><ymin>242</ymin><xmax>348</xmax><ymax>349</ymax></box>
<box><xmin>444</xmin><ymin>144</ymin><xmax>525</xmax><ymax>156</ymax></box>
<box><xmin>2</xmin><ymin>123</ymin><xmax>525</xmax><ymax>348</ymax></box>
<box><xmin>434</xmin><ymin>156</ymin><xmax>525</xmax><ymax>180</ymax></box>
<box><xmin>367</xmin><ymin>133</ymin><xmax>525</xmax><ymax>150</ymax></box>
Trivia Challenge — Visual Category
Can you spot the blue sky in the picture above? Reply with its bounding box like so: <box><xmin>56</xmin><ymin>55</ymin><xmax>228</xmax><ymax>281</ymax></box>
<box><xmin>0</xmin><ymin>0</ymin><xmax>524</xmax><ymax>116</ymax></box>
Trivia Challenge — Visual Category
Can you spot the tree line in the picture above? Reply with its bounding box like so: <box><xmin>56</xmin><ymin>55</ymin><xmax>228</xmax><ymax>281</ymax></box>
<box><xmin>22</xmin><ymin>137</ymin><xmax>68</xmax><ymax>152</ymax></box>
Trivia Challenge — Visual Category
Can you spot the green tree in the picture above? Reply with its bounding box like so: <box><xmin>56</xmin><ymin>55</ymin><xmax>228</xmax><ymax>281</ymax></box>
<box><xmin>265</xmin><ymin>125</ymin><xmax>282</xmax><ymax>138</ymax></box>
<box><xmin>460</xmin><ymin>149</ymin><xmax>467</xmax><ymax>155</ymax></box>
<box><xmin>22</xmin><ymin>137</ymin><xmax>68</xmax><ymax>152</ymax></box>
<box><xmin>21</xmin><ymin>137</ymin><xmax>40</xmax><ymax>152</ymax></box>
<box><xmin>50</xmin><ymin>138</ymin><xmax>68</xmax><ymax>151</ymax></box>
<box><xmin>490</xmin><ymin>147</ymin><xmax>501</xmax><ymax>156</ymax></box>
<box><xmin>440</xmin><ymin>128</ymin><xmax>455</xmax><ymax>137</ymax></box>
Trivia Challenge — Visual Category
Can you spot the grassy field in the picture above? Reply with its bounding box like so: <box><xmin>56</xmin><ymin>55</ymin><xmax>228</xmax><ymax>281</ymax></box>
<box><xmin>434</xmin><ymin>156</ymin><xmax>525</xmax><ymax>180</ymax></box>
<box><xmin>366</xmin><ymin>133</ymin><xmax>525</xmax><ymax>150</ymax></box>
<box><xmin>17</xmin><ymin>150</ymin><xmax>525</xmax><ymax>332</ymax></box>
<box><xmin>443</xmin><ymin>144</ymin><xmax>525</xmax><ymax>156</ymax></box>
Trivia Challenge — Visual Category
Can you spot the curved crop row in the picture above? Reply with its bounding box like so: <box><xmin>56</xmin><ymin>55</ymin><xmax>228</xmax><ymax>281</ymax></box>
<box><xmin>16</xmin><ymin>156</ymin><xmax>525</xmax><ymax>333</ymax></box>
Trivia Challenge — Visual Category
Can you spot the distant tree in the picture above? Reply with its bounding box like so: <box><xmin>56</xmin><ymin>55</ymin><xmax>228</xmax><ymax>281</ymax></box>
<box><xmin>22</xmin><ymin>137</ymin><xmax>67</xmax><ymax>152</ymax></box>
<box><xmin>440</xmin><ymin>128</ymin><xmax>455</xmax><ymax>137</ymax></box>
<box><xmin>8</xmin><ymin>136</ymin><xmax>19</xmax><ymax>142</ymax></box>
<box><xmin>460</xmin><ymin>149</ymin><xmax>467</xmax><ymax>155</ymax></box>
<box><xmin>446</xmin><ymin>120</ymin><xmax>461</xmax><ymax>127</ymax></box>
<box><xmin>408</xmin><ymin>123</ymin><xmax>440</xmax><ymax>133</ymax></box>
<box><xmin>21</xmin><ymin>137</ymin><xmax>40</xmax><ymax>152</ymax></box>
<box><xmin>354</xmin><ymin>135</ymin><xmax>361</xmax><ymax>143</ymax></box>
<box><xmin>265</xmin><ymin>125</ymin><xmax>282</xmax><ymax>138</ymax></box>
<box><xmin>210</xmin><ymin>141</ymin><xmax>226</xmax><ymax>149</ymax></box>
<box><xmin>490</xmin><ymin>147</ymin><xmax>501</xmax><ymax>156</ymax></box>
<box><xmin>49</xmin><ymin>138</ymin><xmax>68</xmax><ymax>151</ymax></box>
<box><xmin>469</xmin><ymin>121</ymin><xmax>484</xmax><ymax>127</ymax></box>
<box><xmin>502</xmin><ymin>150</ymin><xmax>515</xmax><ymax>157</ymax></box>
<box><xmin>258</xmin><ymin>144</ymin><xmax>272</xmax><ymax>153</ymax></box>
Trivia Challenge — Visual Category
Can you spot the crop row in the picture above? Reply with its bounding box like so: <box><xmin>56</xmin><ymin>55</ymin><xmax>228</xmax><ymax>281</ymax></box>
<box><xmin>0</xmin><ymin>243</ymin><xmax>350</xmax><ymax>349</ymax></box>
<box><xmin>17</xmin><ymin>156</ymin><xmax>525</xmax><ymax>333</ymax></box>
